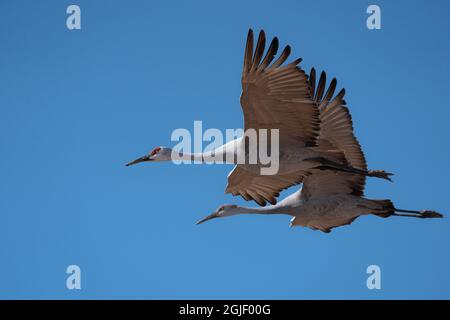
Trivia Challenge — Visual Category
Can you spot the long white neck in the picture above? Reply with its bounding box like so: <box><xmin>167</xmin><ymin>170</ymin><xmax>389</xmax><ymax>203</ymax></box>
<box><xmin>229</xmin><ymin>204</ymin><xmax>292</xmax><ymax>216</ymax></box>
<box><xmin>176</xmin><ymin>151</ymin><xmax>214</xmax><ymax>162</ymax></box>
<box><xmin>176</xmin><ymin>138</ymin><xmax>241</xmax><ymax>164</ymax></box>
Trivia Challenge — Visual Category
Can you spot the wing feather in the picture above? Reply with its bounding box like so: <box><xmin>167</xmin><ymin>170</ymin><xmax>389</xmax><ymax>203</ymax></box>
<box><xmin>240</xmin><ymin>29</ymin><xmax>320</xmax><ymax>147</ymax></box>
<box><xmin>302</xmin><ymin>69</ymin><xmax>368</xmax><ymax>201</ymax></box>
<box><xmin>228</xmin><ymin>31</ymin><xmax>368</xmax><ymax>205</ymax></box>
<box><xmin>225</xmin><ymin>166</ymin><xmax>306</xmax><ymax>206</ymax></box>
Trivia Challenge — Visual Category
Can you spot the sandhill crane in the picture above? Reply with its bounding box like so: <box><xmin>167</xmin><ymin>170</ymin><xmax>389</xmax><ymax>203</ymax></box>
<box><xmin>197</xmin><ymin>193</ymin><xmax>443</xmax><ymax>233</ymax></box>
<box><xmin>197</xmin><ymin>72</ymin><xmax>443</xmax><ymax>232</ymax></box>
<box><xmin>126</xmin><ymin>29</ymin><xmax>391</xmax><ymax>206</ymax></box>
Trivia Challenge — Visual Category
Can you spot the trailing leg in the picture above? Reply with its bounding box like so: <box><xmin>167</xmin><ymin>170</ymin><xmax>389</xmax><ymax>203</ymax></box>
<box><xmin>365</xmin><ymin>199</ymin><xmax>443</xmax><ymax>219</ymax></box>
<box><xmin>392</xmin><ymin>208</ymin><xmax>443</xmax><ymax>219</ymax></box>
<box><xmin>308</xmin><ymin>157</ymin><xmax>394</xmax><ymax>181</ymax></box>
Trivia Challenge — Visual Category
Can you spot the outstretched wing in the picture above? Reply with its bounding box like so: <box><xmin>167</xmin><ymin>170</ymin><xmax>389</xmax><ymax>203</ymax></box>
<box><xmin>225</xmin><ymin>166</ymin><xmax>307</xmax><ymax>206</ymax></box>
<box><xmin>240</xmin><ymin>29</ymin><xmax>320</xmax><ymax>146</ymax></box>
<box><xmin>301</xmin><ymin>69</ymin><xmax>368</xmax><ymax>201</ymax></box>
<box><xmin>225</xmin><ymin>29</ymin><xmax>322</xmax><ymax>206</ymax></box>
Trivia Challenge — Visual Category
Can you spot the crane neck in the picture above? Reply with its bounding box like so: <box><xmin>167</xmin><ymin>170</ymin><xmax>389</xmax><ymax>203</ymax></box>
<box><xmin>175</xmin><ymin>142</ymin><xmax>239</xmax><ymax>164</ymax></box>
<box><xmin>232</xmin><ymin>204</ymin><xmax>291</xmax><ymax>215</ymax></box>
<box><xmin>176</xmin><ymin>151</ymin><xmax>230</xmax><ymax>163</ymax></box>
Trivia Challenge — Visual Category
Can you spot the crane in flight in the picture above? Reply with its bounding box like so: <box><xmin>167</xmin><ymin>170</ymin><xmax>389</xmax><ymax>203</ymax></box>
<box><xmin>197</xmin><ymin>71</ymin><xmax>443</xmax><ymax>232</ymax></box>
<box><xmin>126</xmin><ymin>29</ymin><xmax>391</xmax><ymax>206</ymax></box>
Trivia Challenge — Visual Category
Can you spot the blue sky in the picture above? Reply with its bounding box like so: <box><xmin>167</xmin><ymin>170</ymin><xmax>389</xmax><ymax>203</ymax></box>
<box><xmin>0</xmin><ymin>0</ymin><xmax>449</xmax><ymax>299</ymax></box>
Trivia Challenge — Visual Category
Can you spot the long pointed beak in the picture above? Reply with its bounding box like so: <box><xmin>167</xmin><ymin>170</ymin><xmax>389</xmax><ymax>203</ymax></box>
<box><xmin>125</xmin><ymin>155</ymin><xmax>151</xmax><ymax>167</ymax></box>
<box><xmin>196</xmin><ymin>212</ymin><xmax>220</xmax><ymax>225</ymax></box>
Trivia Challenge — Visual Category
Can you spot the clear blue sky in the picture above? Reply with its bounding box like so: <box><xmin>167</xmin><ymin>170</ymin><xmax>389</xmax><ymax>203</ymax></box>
<box><xmin>1</xmin><ymin>0</ymin><xmax>449</xmax><ymax>299</ymax></box>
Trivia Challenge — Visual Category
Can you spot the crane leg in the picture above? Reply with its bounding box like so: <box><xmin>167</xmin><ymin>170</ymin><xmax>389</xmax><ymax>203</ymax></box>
<box><xmin>359</xmin><ymin>199</ymin><xmax>443</xmax><ymax>219</ymax></box>
<box><xmin>393</xmin><ymin>208</ymin><xmax>443</xmax><ymax>219</ymax></box>
<box><xmin>307</xmin><ymin>157</ymin><xmax>393</xmax><ymax>181</ymax></box>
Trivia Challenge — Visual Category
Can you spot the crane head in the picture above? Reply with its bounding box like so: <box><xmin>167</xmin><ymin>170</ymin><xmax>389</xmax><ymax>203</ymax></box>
<box><xmin>196</xmin><ymin>205</ymin><xmax>238</xmax><ymax>225</ymax></box>
<box><xmin>125</xmin><ymin>146</ymin><xmax>172</xmax><ymax>166</ymax></box>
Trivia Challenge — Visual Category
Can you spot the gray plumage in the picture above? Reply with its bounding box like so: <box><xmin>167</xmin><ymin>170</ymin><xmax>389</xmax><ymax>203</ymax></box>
<box><xmin>198</xmin><ymin>67</ymin><xmax>443</xmax><ymax>231</ymax></box>
<box><xmin>126</xmin><ymin>29</ymin><xmax>392</xmax><ymax>207</ymax></box>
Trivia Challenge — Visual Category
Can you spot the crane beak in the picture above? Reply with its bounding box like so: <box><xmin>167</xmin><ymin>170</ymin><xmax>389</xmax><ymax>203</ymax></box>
<box><xmin>196</xmin><ymin>212</ymin><xmax>220</xmax><ymax>225</ymax></box>
<box><xmin>125</xmin><ymin>155</ymin><xmax>152</xmax><ymax>167</ymax></box>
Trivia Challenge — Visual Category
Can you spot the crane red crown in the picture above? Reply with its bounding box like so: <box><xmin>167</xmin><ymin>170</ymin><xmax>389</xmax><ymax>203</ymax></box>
<box><xmin>150</xmin><ymin>147</ymin><xmax>161</xmax><ymax>156</ymax></box>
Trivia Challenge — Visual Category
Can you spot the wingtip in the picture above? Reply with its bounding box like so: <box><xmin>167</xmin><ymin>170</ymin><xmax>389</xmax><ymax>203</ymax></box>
<box><xmin>257</xmin><ymin>29</ymin><xmax>266</xmax><ymax>43</ymax></box>
<box><xmin>285</xmin><ymin>45</ymin><xmax>291</xmax><ymax>54</ymax></box>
